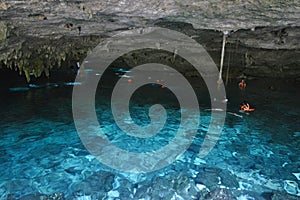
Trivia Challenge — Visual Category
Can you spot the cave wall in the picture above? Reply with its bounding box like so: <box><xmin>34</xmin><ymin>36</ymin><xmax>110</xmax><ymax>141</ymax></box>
<box><xmin>0</xmin><ymin>0</ymin><xmax>299</xmax><ymax>81</ymax></box>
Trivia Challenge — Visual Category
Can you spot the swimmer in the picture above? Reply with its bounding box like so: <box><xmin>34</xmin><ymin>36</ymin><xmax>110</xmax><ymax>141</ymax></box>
<box><xmin>239</xmin><ymin>79</ymin><xmax>246</xmax><ymax>89</ymax></box>
<box><xmin>240</xmin><ymin>101</ymin><xmax>255</xmax><ymax>112</ymax></box>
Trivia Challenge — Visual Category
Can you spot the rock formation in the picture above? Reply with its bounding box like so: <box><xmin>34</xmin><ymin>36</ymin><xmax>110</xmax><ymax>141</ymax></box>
<box><xmin>0</xmin><ymin>0</ymin><xmax>299</xmax><ymax>81</ymax></box>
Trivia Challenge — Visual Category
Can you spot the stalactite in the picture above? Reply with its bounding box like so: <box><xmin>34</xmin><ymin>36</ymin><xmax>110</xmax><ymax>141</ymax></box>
<box><xmin>24</xmin><ymin>69</ymin><xmax>30</xmax><ymax>82</ymax></box>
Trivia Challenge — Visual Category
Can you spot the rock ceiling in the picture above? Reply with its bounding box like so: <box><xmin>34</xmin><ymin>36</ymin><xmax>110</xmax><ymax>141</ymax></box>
<box><xmin>0</xmin><ymin>0</ymin><xmax>299</xmax><ymax>79</ymax></box>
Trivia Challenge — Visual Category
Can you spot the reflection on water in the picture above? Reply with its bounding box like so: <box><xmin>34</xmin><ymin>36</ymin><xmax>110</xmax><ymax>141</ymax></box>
<box><xmin>0</xmin><ymin>77</ymin><xmax>300</xmax><ymax>199</ymax></box>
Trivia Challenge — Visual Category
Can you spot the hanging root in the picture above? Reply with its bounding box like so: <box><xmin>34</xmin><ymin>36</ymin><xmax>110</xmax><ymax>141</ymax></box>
<box><xmin>218</xmin><ymin>31</ymin><xmax>229</xmax><ymax>88</ymax></box>
<box><xmin>225</xmin><ymin>43</ymin><xmax>231</xmax><ymax>86</ymax></box>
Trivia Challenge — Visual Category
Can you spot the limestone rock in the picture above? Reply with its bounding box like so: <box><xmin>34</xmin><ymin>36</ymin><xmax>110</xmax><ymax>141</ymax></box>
<box><xmin>0</xmin><ymin>21</ymin><xmax>7</xmax><ymax>41</ymax></box>
<box><xmin>0</xmin><ymin>0</ymin><xmax>299</xmax><ymax>80</ymax></box>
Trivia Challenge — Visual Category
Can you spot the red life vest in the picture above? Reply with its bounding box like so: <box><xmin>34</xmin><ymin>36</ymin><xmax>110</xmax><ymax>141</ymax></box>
<box><xmin>239</xmin><ymin>81</ymin><xmax>246</xmax><ymax>89</ymax></box>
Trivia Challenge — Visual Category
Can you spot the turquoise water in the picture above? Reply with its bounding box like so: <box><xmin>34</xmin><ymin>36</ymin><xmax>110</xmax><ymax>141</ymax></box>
<box><xmin>0</xmin><ymin>75</ymin><xmax>300</xmax><ymax>199</ymax></box>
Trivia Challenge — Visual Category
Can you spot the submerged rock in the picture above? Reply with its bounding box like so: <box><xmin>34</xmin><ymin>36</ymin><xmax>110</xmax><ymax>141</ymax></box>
<box><xmin>271</xmin><ymin>191</ymin><xmax>300</xmax><ymax>200</ymax></box>
<box><xmin>283</xmin><ymin>180</ymin><xmax>300</xmax><ymax>195</ymax></box>
<box><xmin>292</xmin><ymin>173</ymin><xmax>300</xmax><ymax>181</ymax></box>
<box><xmin>207</xmin><ymin>188</ymin><xmax>236</xmax><ymax>200</ymax></box>
<box><xmin>69</xmin><ymin>170</ymin><xmax>115</xmax><ymax>198</ymax></box>
<box><xmin>219</xmin><ymin>170</ymin><xmax>239</xmax><ymax>189</ymax></box>
<box><xmin>194</xmin><ymin>167</ymin><xmax>222</xmax><ymax>191</ymax></box>
<box><xmin>133</xmin><ymin>172</ymin><xmax>208</xmax><ymax>199</ymax></box>
<box><xmin>19</xmin><ymin>192</ymin><xmax>64</xmax><ymax>200</ymax></box>
<box><xmin>237</xmin><ymin>194</ymin><xmax>256</xmax><ymax>200</ymax></box>
<box><xmin>19</xmin><ymin>193</ymin><xmax>48</xmax><ymax>200</ymax></box>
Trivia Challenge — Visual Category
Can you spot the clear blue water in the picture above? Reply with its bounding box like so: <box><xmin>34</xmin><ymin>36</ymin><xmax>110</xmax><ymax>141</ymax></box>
<box><xmin>0</xmin><ymin>75</ymin><xmax>300</xmax><ymax>199</ymax></box>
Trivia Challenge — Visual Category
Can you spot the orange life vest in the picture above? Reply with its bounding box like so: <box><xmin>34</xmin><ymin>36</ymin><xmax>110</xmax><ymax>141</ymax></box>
<box><xmin>241</xmin><ymin>103</ymin><xmax>255</xmax><ymax>112</ymax></box>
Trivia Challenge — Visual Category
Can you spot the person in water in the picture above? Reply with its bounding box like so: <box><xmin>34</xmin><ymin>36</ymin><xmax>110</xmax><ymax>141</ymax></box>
<box><xmin>238</xmin><ymin>79</ymin><xmax>247</xmax><ymax>106</ymax></box>
<box><xmin>239</xmin><ymin>79</ymin><xmax>246</xmax><ymax>89</ymax></box>
<box><xmin>240</xmin><ymin>101</ymin><xmax>255</xmax><ymax>112</ymax></box>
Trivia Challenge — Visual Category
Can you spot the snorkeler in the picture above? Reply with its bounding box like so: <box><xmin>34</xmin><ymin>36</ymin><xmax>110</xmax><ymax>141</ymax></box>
<box><xmin>240</xmin><ymin>101</ymin><xmax>255</xmax><ymax>112</ymax></box>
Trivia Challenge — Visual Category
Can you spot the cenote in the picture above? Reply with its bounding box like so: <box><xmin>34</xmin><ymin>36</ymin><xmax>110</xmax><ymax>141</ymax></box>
<box><xmin>1</xmin><ymin>1</ymin><xmax>300</xmax><ymax>199</ymax></box>
<box><xmin>1</xmin><ymin>66</ymin><xmax>300</xmax><ymax>199</ymax></box>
